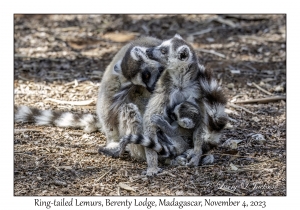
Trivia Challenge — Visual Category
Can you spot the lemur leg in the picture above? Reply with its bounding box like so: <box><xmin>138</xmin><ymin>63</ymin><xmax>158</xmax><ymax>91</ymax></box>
<box><xmin>150</xmin><ymin>114</ymin><xmax>191</xmax><ymax>137</ymax></box>
<box><xmin>118</xmin><ymin>103</ymin><xmax>145</xmax><ymax>160</ymax></box>
<box><xmin>143</xmin><ymin>147</ymin><xmax>162</xmax><ymax>176</ymax></box>
<box><xmin>100</xmin><ymin>123</ymin><xmax>120</xmax><ymax>147</ymax></box>
<box><xmin>186</xmin><ymin>127</ymin><xmax>204</xmax><ymax>166</ymax></box>
<box><xmin>141</xmin><ymin>129</ymin><xmax>162</xmax><ymax>176</ymax></box>
<box><xmin>151</xmin><ymin>114</ymin><xmax>180</xmax><ymax>137</ymax></box>
<box><xmin>97</xmin><ymin>102</ymin><xmax>120</xmax><ymax>157</ymax></box>
<box><xmin>97</xmin><ymin>120</ymin><xmax>122</xmax><ymax>158</ymax></box>
<box><xmin>98</xmin><ymin>103</ymin><xmax>145</xmax><ymax>159</ymax></box>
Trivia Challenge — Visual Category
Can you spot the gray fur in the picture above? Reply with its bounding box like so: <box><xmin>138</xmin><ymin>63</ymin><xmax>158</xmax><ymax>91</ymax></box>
<box><xmin>145</xmin><ymin>35</ymin><xmax>228</xmax><ymax>168</ymax></box>
<box><xmin>113</xmin><ymin>98</ymin><xmax>201</xmax><ymax>160</ymax></box>
<box><xmin>97</xmin><ymin>36</ymin><xmax>164</xmax><ymax>160</ymax></box>
<box><xmin>108</xmin><ymin>35</ymin><xmax>202</xmax><ymax>175</ymax></box>
<box><xmin>116</xmin><ymin>35</ymin><xmax>228</xmax><ymax>175</ymax></box>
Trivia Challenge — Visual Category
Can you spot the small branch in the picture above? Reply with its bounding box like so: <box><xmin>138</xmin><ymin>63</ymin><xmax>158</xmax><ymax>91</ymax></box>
<box><xmin>197</xmin><ymin>49</ymin><xmax>226</xmax><ymax>58</ymax></box>
<box><xmin>157</xmin><ymin>171</ymin><xmax>176</xmax><ymax>177</ymax></box>
<box><xmin>44</xmin><ymin>98</ymin><xmax>95</xmax><ymax>106</ymax></box>
<box><xmin>85</xmin><ymin>150</ymin><xmax>98</xmax><ymax>155</ymax></box>
<box><xmin>190</xmin><ymin>28</ymin><xmax>212</xmax><ymax>36</ymax></box>
<box><xmin>14</xmin><ymin>128</ymin><xmax>43</xmax><ymax>134</ymax></box>
<box><xmin>252</xmin><ymin>82</ymin><xmax>273</xmax><ymax>96</ymax></box>
<box><xmin>218</xmin><ymin>188</ymin><xmax>243</xmax><ymax>196</ymax></box>
<box><xmin>214</xmin><ymin>16</ymin><xmax>237</xmax><ymax>28</ymax></box>
<box><xmin>95</xmin><ymin>169</ymin><xmax>112</xmax><ymax>182</ymax></box>
<box><xmin>235</xmin><ymin>96</ymin><xmax>286</xmax><ymax>104</ymax></box>
<box><xmin>228</xmin><ymin>103</ymin><xmax>255</xmax><ymax>115</ymax></box>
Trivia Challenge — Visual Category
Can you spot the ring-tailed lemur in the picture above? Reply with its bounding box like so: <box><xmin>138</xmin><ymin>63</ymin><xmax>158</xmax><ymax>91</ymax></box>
<box><xmin>113</xmin><ymin>34</ymin><xmax>228</xmax><ymax>175</ymax></box>
<box><xmin>15</xmin><ymin>37</ymin><xmax>165</xmax><ymax>162</ymax></box>
<box><xmin>110</xmin><ymin>35</ymin><xmax>205</xmax><ymax>175</ymax></box>
<box><xmin>96</xmin><ymin>36</ymin><xmax>166</xmax><ymax>160</ymax></box>
<box><xmin>145</xmin><ymin>34</ymin><xmax>228</xmax><ymax>168</ymax></box>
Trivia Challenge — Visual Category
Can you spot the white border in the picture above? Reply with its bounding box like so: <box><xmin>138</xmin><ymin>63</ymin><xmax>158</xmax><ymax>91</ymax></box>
<box><xmin>2</xmin><ymin>0</ymin><xmax>294</xmax><ymax>209</ymax></box>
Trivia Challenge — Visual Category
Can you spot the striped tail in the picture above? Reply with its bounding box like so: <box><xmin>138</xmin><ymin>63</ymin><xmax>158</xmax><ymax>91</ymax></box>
<box><xmin>14</xmin><ymin>105</ymin><xmax>100</xmax><ymax>133</ymax></box>
<box><xmin>204</xmin><ymin>102</ymin><xmax>228</xmax><ymax>132</ymax></box>
<box><xmin>119</xmin><ymin>133</ymin><xmax>178</xmax><ymax>158</ymax></box>
<box><xmin>200</xmin><ymin>77</ymin><xmax>228</xmax><ymax>132</ymax></box>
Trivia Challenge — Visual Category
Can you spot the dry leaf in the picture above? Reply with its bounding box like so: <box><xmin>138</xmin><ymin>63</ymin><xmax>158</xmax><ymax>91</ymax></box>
<box><xmin>103</xmin><ymin>32</ymin><xmax>138</xmax><ymax>42</ymax></box>
<box><xmin>252</xmin><ymin>116</ymin><xmax>260</xmax><ymax>122</ymax></box>
<box><xmin>175</xmin><ymin>190</ymin><xmax>185</xmax><ymax>195</ymax></box>
<box><xmin>251</xmin><ymin>133</ymin><xmax>265</xmax><ymax>140</ymax></box>
<box><xmin>230</xmin><ymin>163</ymin><xmax>238</xmax><ymax>171</ymax></box>
<box><xmin>57</xmin><ymin>166</ymin><xmax>72</xmax><ymax>170</ymax></box>
<box><xmin>118</xmin><ymin>182</ymin><xmax>136</xmax><ymax>192</ymax></box>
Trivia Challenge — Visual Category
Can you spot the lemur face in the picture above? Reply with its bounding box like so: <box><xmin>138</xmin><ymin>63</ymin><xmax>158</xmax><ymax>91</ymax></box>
<box><xmin>114</xmin><ymin>46</ymin><xmax>165</xmax><ymax>93</ymax></box>
<box><xmin>145</xmin><ymin>34</ymin><xmax>196</xmax><ymax>69</ymax></box>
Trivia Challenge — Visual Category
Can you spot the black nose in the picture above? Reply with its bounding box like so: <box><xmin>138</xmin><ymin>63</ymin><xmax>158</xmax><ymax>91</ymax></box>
<box><xmin>146</xmin><ymin>48</ymin><xmax>153</xmax><ymax>58</ymax></box>
<box><xmin>158</xmin><ymin>66</ymin><xmax>165</xmax><ymax>73</ymax></box>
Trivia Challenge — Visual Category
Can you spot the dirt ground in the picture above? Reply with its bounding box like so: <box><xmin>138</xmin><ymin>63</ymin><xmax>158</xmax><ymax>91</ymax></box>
<box><xmin>14</xmin><ymin>14</ymin><xmax>286</xmax><ymax>196</ymax></box>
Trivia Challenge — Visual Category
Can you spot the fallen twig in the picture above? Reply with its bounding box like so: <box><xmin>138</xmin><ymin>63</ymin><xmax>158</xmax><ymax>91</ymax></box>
<box><xmin>213</xmin><ymin>152</ymin><xmax>256</xmax><ymax>159</ymax></box>
<box><xmin>235</xmin><ymin>96</ymin><xmax>286</xmax><ymax>104</ymax></box>
<box><xmin>246</xmin><ymin>158</ymin><xmax>279</xmax><ymax>167</ymax></box>
<box><xmin>252</xmin><ymin>83</ymin><xmax>273</xmax><ymax>96</ymax></box>
<box><xmin>190</xmin><ymin>28</ymin><xmax>212</xmax><ymax>36</ymax></box>
<box><xmin>224</xmin><ymin>168</ymin><xmax>260</xmax><ymax>173</ymax></box>
<box><xmin>197</xmin><ymin>49</ymin><xmax>226</xmax><ymax>58</ymax></box>
<box><xmin>218</xmin><ymin>188</ymin><xmax>243</xmax><ymax>196</ymax></box>
<box><xmin>14</xmin><ymin>152</ymin><xmax>36</xmax><ymax>158</ymax></box>
<box><xmin>157</xmin><ymin>171</ymin><xmax>176</xmax><ymax>177</ymax></box>
<box><xmin>85</xmin><ymin>150</ymin><xmax>99</xmax><ymax>155</ymax></box>
<box><xmin>44</xmin><ymin>98</ymin><xmax>95</xmax><ymax>106</ymax></box>
<box><xmin>14</xmin><ymin>128</ymin><xmax>43</xmax><ymax>134</ymax></box>
<box><xmin>214</xmin><ymin>16</ymin><xmax>237</xmax><ymax>28</ymax></box>
<box><xmin>95</xmin><ymin>169</ymin><xmax>112</xmax><ymax>182</ymax></box>
<box><xmin>228</xmin><ymin>103</ymin><xmax>255</xmax><ymax>115</ymax></box>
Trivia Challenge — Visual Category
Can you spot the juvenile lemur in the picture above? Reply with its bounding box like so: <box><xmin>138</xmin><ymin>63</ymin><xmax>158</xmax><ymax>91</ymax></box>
<box><xmin>112</xmin><ymin>34</ymin><xmax>228</xmax><ymax>175</ymax></box>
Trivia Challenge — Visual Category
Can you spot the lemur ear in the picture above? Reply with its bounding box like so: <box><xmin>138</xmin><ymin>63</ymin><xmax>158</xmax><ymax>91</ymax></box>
<box><xmin>113</xmin><ymin>60</ymin><xmax>122</xmax><ymax>75</ymax></box>
<box><xmin>131</xmin><ymin>47</ymin><xmax>142</xmax><ymax>61</ymax></box>
<box><xmin>174</xmin><ymin>34</ymin><xmax>183</xmax><ymax>39</ymax></box>
<box><xmin>178</xmin><ymin>46</ymin><xmax>189</xmax><ymax>61</ymax></box>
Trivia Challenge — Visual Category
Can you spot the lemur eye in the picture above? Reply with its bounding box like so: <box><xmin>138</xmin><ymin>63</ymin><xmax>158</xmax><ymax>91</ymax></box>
<box><xmin>142</xmin><ymin>70</ymin><xmax>151</xmax><ymax>81</ymax></box>
<box><xmin>158</xmin><ymin>66</ymin><xmax>165</xmax><ymax>73</ymax></box>
<box><xmin>160</xmin><ymin>48</ymin><xmax>167</xmax><ymax>54</ymax></box>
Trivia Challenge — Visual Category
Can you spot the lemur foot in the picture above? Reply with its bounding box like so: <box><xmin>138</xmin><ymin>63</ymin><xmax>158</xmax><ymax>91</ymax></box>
<box><xmin>142</xmin><ymin>167</ymin><xmax>162</xmax><ymax>176</ymax></box>
<box><xmin>178</xmin><ymin>118</ymin><xmax>195</xmax><ymax>129</ymax></box>
<box><xmin>150</xmin><ymin>114</ymin><xmax>165</xmax><ymax>126</ymax></box>
<box><xmin>98</xmin><ymin>142</ymin><xmax>121</xmax><ymax>158</ymax></box>
<box><xmin>185</xmin><ymin>149</ymin><xmax>201</xmax><ymax>166</ymax></box>
<box><xmin>201</xmin><ymin>154</ymin><xmax>214</xmax><ymax>165</ymax></box>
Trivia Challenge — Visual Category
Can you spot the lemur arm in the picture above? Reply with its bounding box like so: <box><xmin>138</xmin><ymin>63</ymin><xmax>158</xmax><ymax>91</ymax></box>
<box><xmin>150</xmin><ymin>114</ymin><xmax>191</xmax><ymax>137</ymax></box>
